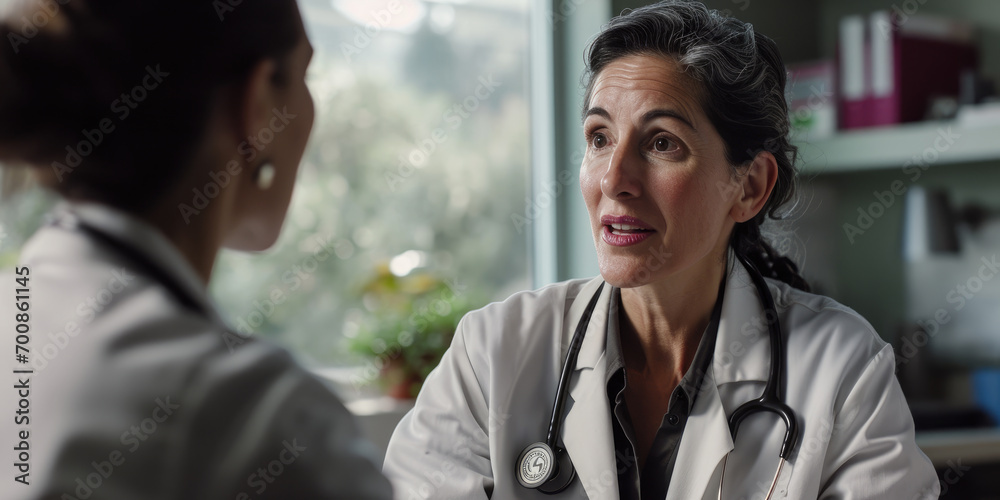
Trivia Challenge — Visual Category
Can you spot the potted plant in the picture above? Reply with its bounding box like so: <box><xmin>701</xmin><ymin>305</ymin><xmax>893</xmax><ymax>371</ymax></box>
<box><xmin>349</xmin><ymin>264</ymin><xmax>480</xmax><ymax>399</ymax></box>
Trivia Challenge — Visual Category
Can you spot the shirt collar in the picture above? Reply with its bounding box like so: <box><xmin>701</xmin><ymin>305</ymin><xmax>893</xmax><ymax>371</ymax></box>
<box><xmin>605</xmin><ymin>287</ymin><xmax>625</xmax><ymax>378</ymax></box>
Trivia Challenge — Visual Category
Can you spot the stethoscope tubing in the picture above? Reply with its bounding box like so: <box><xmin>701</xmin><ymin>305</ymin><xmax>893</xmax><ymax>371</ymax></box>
<box><xmin>545</xmin><ymin>282</ymin><xmax>605</xmax><ymax>447</ymax></box>
<box><xmin>525</xmin><ymin>252</ymin><xmax>799</xmax><ymax>497</ymax></box>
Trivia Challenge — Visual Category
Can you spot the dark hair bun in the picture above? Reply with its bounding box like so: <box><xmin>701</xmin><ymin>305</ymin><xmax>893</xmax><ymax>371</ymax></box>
<box><xmin>0</xmin><ymin>0</ymin><xmax>301</xmax><ymax>211</ymax></box>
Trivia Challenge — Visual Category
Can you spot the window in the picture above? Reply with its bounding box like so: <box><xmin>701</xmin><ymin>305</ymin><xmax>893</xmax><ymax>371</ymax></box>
<box><xmin>212</xmin><ymin>0</ymin><xmax>533</xmax><ymax>372</ymax></box>
<box><xmin>0</xmin><ymin>0</ymin><xmax>533</xmax><ymax>384</ymax></box>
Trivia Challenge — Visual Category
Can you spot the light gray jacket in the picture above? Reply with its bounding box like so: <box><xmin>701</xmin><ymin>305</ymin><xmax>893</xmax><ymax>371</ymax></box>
<box><xmin>0</xmin><ymin>202</ymin><xmax>392</xmax><ymax>500</ymax></box>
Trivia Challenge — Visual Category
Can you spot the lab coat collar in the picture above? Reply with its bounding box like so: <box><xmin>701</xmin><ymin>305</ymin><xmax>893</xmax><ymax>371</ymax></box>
<box><xmin>50</xmin><ymin>201</ymin><xmax>230</xmax><ymax>328</ymax></box>
<box><xmin>567</xmin><ymin>252</ymin><xmax>771</xmax><ymax>385</ymax></box>
<box><xmin>562</xmin><ymin>276</ymin><xmax>612</xmax><ymax>371</ymax></box>
<box><xmin>559</xmin><ymin>253</ymin><xmax>774</xmax><ymax>497</ymax></box>
<box><xmin>714</xmin><ymin>252</ymin><xmax>773</xmax><ymax>385</ymax></box>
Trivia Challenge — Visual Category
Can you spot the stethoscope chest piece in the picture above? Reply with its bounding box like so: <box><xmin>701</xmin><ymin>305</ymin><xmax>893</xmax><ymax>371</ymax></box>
<box><xmin>516</xmin><ymin>442</ymin><xmax>576</xmax><ymax>493</ymax></box>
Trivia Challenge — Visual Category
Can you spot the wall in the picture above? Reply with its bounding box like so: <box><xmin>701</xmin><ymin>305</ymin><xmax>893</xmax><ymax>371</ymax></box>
<box><xmin>611</xmin><ymin>0</ymin><xmax>822</xmax><ymax>63</ymax></box>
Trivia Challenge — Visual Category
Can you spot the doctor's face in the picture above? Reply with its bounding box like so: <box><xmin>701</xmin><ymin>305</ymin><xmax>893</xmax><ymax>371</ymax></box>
<box><xmin>580</xmin><ymin>54</ymin><xmax>741</xmax><ymax>289</ymax></box>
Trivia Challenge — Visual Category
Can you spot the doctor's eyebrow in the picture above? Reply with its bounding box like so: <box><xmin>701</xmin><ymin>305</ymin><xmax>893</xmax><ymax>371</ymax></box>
<box><xmin>584</xmin><ymin>106</ymin><xmax>697</xmax><ymax>131</ymax></box>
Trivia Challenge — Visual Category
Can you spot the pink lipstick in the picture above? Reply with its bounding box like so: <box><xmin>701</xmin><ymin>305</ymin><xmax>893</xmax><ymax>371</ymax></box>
<box><xmin>600</xmin><ymin>215</ymin><xmax>655</xmax><ymax>247</ymax></box>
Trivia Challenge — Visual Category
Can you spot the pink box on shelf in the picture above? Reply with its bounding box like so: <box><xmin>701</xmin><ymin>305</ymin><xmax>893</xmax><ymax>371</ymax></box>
<box><xmin>837</xmin><ymin>12</ymin><xmax>978</xmax><ymax>130</ymax></box>
<box><xmin>787</xmin><ymin>60</ymin><xmax>837</xmax><ymax>141</ymax></box>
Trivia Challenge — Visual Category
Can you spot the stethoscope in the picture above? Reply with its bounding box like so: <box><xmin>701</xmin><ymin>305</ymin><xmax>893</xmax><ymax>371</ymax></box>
<box><xmin>516</xmin><ymin>251</ymin><xmax>799</xmax><ymax>498</ymax></box>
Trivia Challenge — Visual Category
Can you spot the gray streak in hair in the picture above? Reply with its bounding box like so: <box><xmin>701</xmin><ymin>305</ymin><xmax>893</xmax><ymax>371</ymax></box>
<box><xmin>581</xmin><ymin>0</ymin><xmax>809</xmax><ymax>291</ymax></box>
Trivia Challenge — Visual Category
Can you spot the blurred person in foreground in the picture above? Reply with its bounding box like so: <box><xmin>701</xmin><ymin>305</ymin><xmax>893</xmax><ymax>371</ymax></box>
<box><xmin>0</xmin><ymin>1</ymin><xmax>391</xmax><ymax>498</ymax></box>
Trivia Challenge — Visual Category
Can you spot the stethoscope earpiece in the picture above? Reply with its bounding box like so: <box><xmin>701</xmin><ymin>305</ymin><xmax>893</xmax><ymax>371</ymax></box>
<box><xmin>515</xmin><ymin>442</ymin><xmax>576</xmax><ymax>493</ymax></box>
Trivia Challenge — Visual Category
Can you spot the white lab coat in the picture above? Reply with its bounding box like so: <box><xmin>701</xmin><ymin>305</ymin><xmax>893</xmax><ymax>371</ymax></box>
<box><xmin>383</xmin><ymin>256</ymin><xmax>940</xmax><ymax>499</ymax></box>
<box><xmin>0</xmin><ymin>202</ymin><xmax>392</xmax><ymax>500</ymax></box>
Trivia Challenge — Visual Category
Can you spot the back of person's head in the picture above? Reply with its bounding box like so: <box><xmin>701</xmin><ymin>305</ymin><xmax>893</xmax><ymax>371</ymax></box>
<box><xmin>583</xmin><ymin>0</ymin><xmax>809</xmax><ymax>291</ymax></box>
<box><xmin>0</xmin><ymin>0</ymin><xmax>302</xmax><ymax>213</ymax></box>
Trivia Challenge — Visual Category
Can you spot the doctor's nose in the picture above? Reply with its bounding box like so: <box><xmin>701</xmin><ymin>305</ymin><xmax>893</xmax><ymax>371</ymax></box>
<box><xmin>601</xmin><ymin>144</ymin><xmax>642</xmax><ymax>200</ymax></box>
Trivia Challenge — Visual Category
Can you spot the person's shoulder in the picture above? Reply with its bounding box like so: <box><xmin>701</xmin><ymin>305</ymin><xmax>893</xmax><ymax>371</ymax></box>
<box><xmin>451</xmin><ymin>278</ymin><xmax>597</xmax><ymax>363</ymax></box>
<box><xmin>459</xmin><ymin>277</ymin><xmax>594</xmax><ymax>332</ymax></box>
<box><xmin>767</xmin><ymin>279</ymin><xmax>894</xmax><ymax>394</ymax></box>
<box><xmin>768</xmin><ymin>279</ymin><xmax>886</xmax><ymax>352</ymax></box>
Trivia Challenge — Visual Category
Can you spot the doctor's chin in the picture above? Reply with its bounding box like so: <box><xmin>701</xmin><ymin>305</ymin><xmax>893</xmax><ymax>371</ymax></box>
<box><xmin>1</xmin><ymin>0</ymin><xmax>998</xmax><ymax>499</ymax></box>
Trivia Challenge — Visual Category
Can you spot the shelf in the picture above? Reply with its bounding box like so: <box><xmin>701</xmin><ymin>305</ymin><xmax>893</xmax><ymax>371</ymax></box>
<box><xmin>916</xmin><ymin>428</ymin><xmax>1000</xmax><ymax>467</ymax></box>
<box><xmin>794</xmin><ymin>120</ymin><xmax>1000</xmax><ymax>175</ymax></box>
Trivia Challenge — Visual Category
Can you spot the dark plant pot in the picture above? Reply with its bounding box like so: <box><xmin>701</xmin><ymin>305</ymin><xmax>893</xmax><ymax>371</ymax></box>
<box><xmin>381</xmin><ymin>358</ymin><xmax>422</xmax><ymax>400</ymax></box>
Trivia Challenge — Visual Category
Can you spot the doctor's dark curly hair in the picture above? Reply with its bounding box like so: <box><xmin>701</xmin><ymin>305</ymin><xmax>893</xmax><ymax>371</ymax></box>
<box><xmin>582</xmin><ymin>0</ymin><xmax>809</xmax><ymax>291</ymax></box>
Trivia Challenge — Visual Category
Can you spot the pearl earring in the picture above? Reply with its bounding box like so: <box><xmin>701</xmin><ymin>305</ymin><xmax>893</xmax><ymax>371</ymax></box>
<box><xmin>256</xmin><ymin>163</ymin><xmax>276</xmax><ymax>190</ymax></box>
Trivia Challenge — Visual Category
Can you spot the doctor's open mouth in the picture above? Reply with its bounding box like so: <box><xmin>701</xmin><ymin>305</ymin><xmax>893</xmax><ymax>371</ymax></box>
<box><xmin>601</xmin><ymin>214</ymin><xmax>655</xmax><ymax>246</ymax></box>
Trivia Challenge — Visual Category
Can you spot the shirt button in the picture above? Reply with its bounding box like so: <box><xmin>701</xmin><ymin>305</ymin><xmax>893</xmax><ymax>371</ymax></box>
<box><xmin>667</xmin><ymin>414</ymin><xmax>679</xmax><ymax>425</ymax></box>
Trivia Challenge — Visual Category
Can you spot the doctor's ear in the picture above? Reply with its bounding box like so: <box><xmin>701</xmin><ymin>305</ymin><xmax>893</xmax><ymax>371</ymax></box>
<box><xmin>730</xmin><ymin>151</ymin><xmax>778</xmax><ymax>223</ymax></box>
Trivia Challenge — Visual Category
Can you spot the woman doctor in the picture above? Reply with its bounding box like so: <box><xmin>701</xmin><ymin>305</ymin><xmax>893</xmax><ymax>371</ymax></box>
<box><xmin>0</xmin><ymin>1</ymin><xmax>390</xmax><ymax>498</ymax></box>
<box><xmin>383</xmin><ymin>2</ymin><xmax>939</xmax><ymax>499</ymax></box>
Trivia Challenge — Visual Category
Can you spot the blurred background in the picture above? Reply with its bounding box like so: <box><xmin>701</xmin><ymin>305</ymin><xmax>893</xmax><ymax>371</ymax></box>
<box><xmin>1</xmin><ymin>0</ymin><xmax>999</xmax><ymax>497</ymax></box>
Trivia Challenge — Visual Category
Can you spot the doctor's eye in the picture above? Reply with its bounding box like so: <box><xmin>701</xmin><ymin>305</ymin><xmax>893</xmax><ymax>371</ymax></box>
<box><xmin>589</xmin><ymin>132</ymin><xmax>609</xmax><ymax>150</ymax></box>
<box><xmin>652</xmin><ymin>136</ymin><xmax>680</xmax><ymax>153</ymax></box>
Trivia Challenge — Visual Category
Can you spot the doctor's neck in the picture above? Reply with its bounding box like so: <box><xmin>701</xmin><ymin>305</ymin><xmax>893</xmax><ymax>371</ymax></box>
<box><xmin>617</xmin><ymin>246</ymin><xmax>727</xmax><ymax>377</ymax></box>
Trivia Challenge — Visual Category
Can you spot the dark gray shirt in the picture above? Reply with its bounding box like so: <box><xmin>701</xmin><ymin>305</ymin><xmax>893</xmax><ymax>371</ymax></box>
<box><xmin>606</xmin><ymin>284</ymin><xmax>723</xmax><ymax>500</ymax></box>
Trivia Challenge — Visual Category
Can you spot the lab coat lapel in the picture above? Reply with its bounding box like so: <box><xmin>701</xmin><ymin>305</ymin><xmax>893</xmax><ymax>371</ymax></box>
<box><xmin>559</xmin><ymin>257</ymin><xmax>770</xmax><ymax>499</ymax></box>
<box><xmin>664</xmin><ymin>369</ymin><xmax>734</xmax><ymax>500</ymax></box>
<box><xmin>560</xmin><ymin>279</ymin><xmax>618</xmax><ymax>499</ymax></box>
<box><xmin>714</xmin><ymin>256</ymin><xmax>772</xmax><ymax>386</ymax></box>
<box><xmin>562</xmin><ymin>366</ymin><xmax>619</xmax><ymax>499</ymax></box>
<box><xmin>666</xmin><ymin>255</ymin><xmax>767</xmax><ymax>499</ymax></box>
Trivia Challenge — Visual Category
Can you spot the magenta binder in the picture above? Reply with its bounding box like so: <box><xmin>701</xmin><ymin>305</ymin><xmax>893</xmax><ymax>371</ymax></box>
<box><xmin>868</xmin><ymin>11</ymin><xmax>978</xmax><ymax>126</ymax></box>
